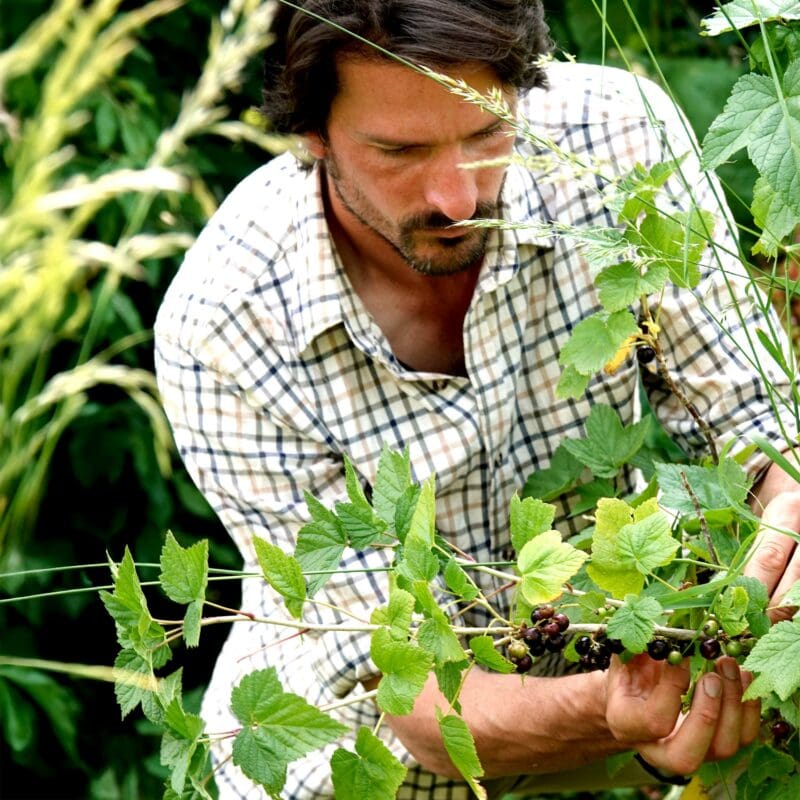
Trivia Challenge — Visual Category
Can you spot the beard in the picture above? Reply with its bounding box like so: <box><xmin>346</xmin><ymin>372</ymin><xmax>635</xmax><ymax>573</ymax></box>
<box><xmin>324</xmin><ymin>155</ymin><xmax>500</xmax><ymax>277</ymax></box>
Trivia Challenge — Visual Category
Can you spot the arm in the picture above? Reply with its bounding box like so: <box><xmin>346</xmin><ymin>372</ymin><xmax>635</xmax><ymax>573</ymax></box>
<box><xmin>369</xmin><ymin>652</ymin><xmax>759</xmax><ymax>781</ymax></box>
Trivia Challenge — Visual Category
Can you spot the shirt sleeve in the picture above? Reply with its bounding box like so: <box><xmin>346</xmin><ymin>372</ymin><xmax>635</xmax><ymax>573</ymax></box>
<box><xmin>154</xmin><ymin>330</ymin><xmax>389</xmax><ymax>699</ymax></box>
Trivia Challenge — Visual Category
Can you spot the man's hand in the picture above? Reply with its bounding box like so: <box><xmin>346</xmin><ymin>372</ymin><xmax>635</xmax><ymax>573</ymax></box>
<box><xmin>745</xmin><ymin>490</ymin><xmax>800</xmax><ymax>621</ymax></box>
<box><xmin>606</xmin><ymin>654</ymin><xmax>760</xmax><ymax>776</ymax></box>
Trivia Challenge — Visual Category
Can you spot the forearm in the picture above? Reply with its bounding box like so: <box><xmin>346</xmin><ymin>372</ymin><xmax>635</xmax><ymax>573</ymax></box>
<box><xmin>372</xmin><ymin>667</ymin><xmax>622</xmax><ymax>779</ymax></box>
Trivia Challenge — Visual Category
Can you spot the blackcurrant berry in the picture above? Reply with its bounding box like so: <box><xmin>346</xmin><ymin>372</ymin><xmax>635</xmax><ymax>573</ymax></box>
<box><xmin>647</xmin><ymin>639</ymin><xmax>670</xmax><ymax>661</ymax></box>
<box><xmin>606</xmin><ymin>638</ymin><xmax>625</xmax><ymax>654</ymax></box>
<box><xmin>667</xmin><ymin>649</ymin><xmax>684</xmax><ymax>666</ymax></box>
<box><xmin>522</xmin><ymin>626</ymin><xmax>542</xmax><ymax>645</ymax></box>
<box><xmin>553</xmin><ymin>613</ymin><xmax>570</xmax><ymax>632</ymax></box>
<box><xmin>507</xmin><ymin>640</ymin><xmax>528</xmax><ymax>661</ymax></box>
<box><xmin>515</xmin><ymin>654</ymin><xmax>533</xmax><ymax>673</ymax></box>
<box><xmin>772</xmin><ymin>720</ymin><xmax>792</xmax><ymax>741</ymax></box>
<box><xmin>680</xmin><ymin>641</ymin><xmax>696</xmax><ymax>657</ymax></box>
<box><xmin>537</xmin><ymin>605</ymin><xmax>555</xmax><ymax>620</ymax></box>
<box><xmin>699</xmin><ymin>638</ymin><xmax>722</xmax><ymax>660</ymax></box>
<box><xmin>637</xmin><ymin>345</ymin><xmax>656</xmax><ymax>365</ymax></box>
<box><xmin>528</xmin><ymin>639</ymin><xmax>546</xmax><ymax>657</ymax></box>
<box><xmin>579</xmin><ymin>654</ymin><xmax>593</xmax><ymax>670</ymax></box>
<box><xmin>545</xmin><ymin>632</ymin><xmax>566</xmax><ymax>652</ymax></box>
<box><xmin>542</xmin><ymin>621</ymin><xmax>561</xmax><ymax>637</ymax></box>
<box><xmin>574</xmin><ymin>636</ymin><xmax>593</xmax><ymax>656</ymax></box>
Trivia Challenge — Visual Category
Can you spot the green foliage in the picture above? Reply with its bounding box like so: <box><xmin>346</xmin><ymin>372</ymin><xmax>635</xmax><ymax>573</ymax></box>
<box><xmin>330</xmin><ymin>727</ymin><xmax>408</xmax><ymax>800</ymax></box>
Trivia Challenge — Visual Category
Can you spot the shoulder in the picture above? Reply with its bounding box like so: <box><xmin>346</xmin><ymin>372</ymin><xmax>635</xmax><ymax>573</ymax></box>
<box><xmin>154</xmin><ymin>153</ymin><xmax>323</xmax><ymax>364</ymax></box>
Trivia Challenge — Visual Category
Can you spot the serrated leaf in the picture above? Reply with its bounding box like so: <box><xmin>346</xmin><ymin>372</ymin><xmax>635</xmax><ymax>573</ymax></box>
<box><xmin>655</xmin><ymin>462</ymin><xmax>732</xmax><ymax>514</ymax></box>
<box><xmin>746</xmin><ymin>743</ymin><xmax>796</xmax><ymax>785</ymax></box>
<box><xmin>595</xmin><ymin>261</ymin><xmax>669</xmax><ymax>312</ymax></box>
<box><xmin>407</xmin><ymin>476</ymin><xmax>436</xmax><ymax>547</ymax></box>
<box><xmin>468</xmin><ymin>636</ymin><xmax>515</xmax><ymax>674</ymax></box>
<box><xmin>330</xmin><ymin>727</ymin><xmax>407</xmax><ymax>800</ymax></box>
<box><xmin>161</xmin><ymin>700</ymin><xmax>205</xmax><ymax>795</ymax></box>
<box><xmin>732</xmin><ymin>575</ymin><xmax>771</xmax><ymax>638</ymax></box>
<box><xmin>370</xmin><ymin>589</ymin><xmax>415</xmax><ymax>641</ymax></box>
<box><xmin>182</xmin><ymin>599</ymin><xmax>203</xmax><ymax>648</ymax></box>
<box><xmin>294</xmin><ymin>515</ymin><xmax>346</xmax><ymax>598</ymax></box>
<box><xmin>606</xmin><ymin>595</ymin><xmax>663</xmax><ymax>653</ymax></box>
<box><xmin>394</xmin><ymin>484</ymin><xmax>421</xmax><ymax>542</ymax></box>
<box><xmin>437</xmin><ymin>712</ymin><xmax>486</xmax><ymax>800</ymax></box>
<box><xmin>517</xmin><ymin>530</ymin><xmax>587</xmax><ymax>605</ymax></box>
<box><xmin>435</xmin><ymin>661</ymin><xmax>469</xmax><ymax>712</ymax></box>
<box><xmin>595</xmin><ymin>497</ymin><xmax>635</xmax><ymax>537</ymax></box>
<box><xmin>556</xmin><ymin>364</ymin><xmax>591</xmax><ymax>399</ymax></box>
<box><xmin>714</xmin><ymin>585</ymin><xmax>750</xmax><ymax>636</ymax></box>
<box><xmin>510</xmin><ymin>494</ymin><xmax>557</xmax><ymax>553</ymax></box>
<box><xmin>113</xmin><ymin>648</ymin><xmax>157</xmax><ymax>720</ymax></box>
<box><xmin>231</xmin><ymin>668</ymin><xmax>347</xmax><ymax>797</ymax></box>
<box><xmin>559</xmin><ymin>310</ymin><xmax>639</xmax><ymax>376</ymax></box>
<box><xmin>751</xmin><ymin>175</ymin><xmax>799</xmax><ymax>258</ymax></box>
<box><xmin>616</xmin><ymin>512</ymin><xmax>679</xmax><ymax>575</ymax></box>
<box><xmin>443</xmin><ymin>558</ymin><xmax>479</xmax><ymax>601</ymax></box>
<box><xmin>611</xmin><ymin>158</ymin><xmax>686</xmax><ymax>222</ymax></box>
<box><xmin>743</xmin><ymin>618</ymin><xmax>800</xmax><ymax>701</ymax></box>
<box><xmin>397</xmin><ymin>536</ymin><xmax>439</xmax><ymax>583</ymax></box>
<box><xmin>522</xmin><ymin>442</ymin><xmax>584</xmax><ymax>502</ymax></box>
<box><xmin>373</xmin><ymin>447</ymin><xmax>412</xmax><ymax>526</ymax></box>
<box><xmin>335</xmin><ymin>501</ymin><xmax>390</xmax><ymax>549</ymax></box>
<box><xmin>254</xmin><ymin>536</ymin><xmax>306</xmax><ymax>619</ymax></box>
<box><xmin>418</xmin><ymin>612</ymin><xmax>466</xmax><ymax>667</ymax></box>
<box><xmin>159</xmin><ymin>532</ymin><xmax>209</xmax><ymax>606</ymax></box>
<box><xmin>717</xmin><ymin>456</ymin><xmax>753</xmax><ymax>510</ymax></box>
<box><xmin>565</xmin><ymin>225</ymin><xmax>631</xmax><ymax>270</ymax></box>
<box><xmin>371</xmin><ymin>628</ymin><xmax>433</xmax><ymax>716</ymax></box>
<box><xmin>343</xmin><ymin>456</ymin><xmax>372</xmax><ymax>511</ymax></box>
<box><xmin>702</xmin><ymin>0</ymin><xmax>800</xmax><ymax>36</ymax></box>
<box><xmin>562</xmin><ymin>404</ymin><xmax>650</xmax><ymax>478</ymax></box>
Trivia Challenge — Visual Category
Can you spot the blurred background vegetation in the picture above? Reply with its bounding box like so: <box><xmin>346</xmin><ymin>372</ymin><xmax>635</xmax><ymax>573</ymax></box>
<box><xmin>0</xmin><ymin>1</ymin><xmax>767</xmax><ymax>798</ymax></box>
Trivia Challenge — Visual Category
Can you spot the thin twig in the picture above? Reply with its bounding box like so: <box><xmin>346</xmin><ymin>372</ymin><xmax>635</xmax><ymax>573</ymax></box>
<box><xmin>680</xmin><ymin>469</ymin><xmax>720</xmax><ymax>565</ymax></box>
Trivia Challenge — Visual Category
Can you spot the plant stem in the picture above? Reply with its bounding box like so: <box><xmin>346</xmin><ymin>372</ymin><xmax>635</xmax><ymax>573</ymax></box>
<box><xmin>680</xmin><ymin>469</ymin><xmax>720</xmax><ymax>565</ymax></box>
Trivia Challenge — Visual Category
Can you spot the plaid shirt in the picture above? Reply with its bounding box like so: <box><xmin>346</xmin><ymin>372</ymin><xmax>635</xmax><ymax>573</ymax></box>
<box><xmin>154</xmin><ymin>62</ymin><xmax>792</xmax><ymax>799</ymax></box>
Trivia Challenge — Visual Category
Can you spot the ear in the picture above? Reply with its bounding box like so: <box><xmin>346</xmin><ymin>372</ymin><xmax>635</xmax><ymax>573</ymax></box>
<box><xmin>303</xmin><ymin>133</ymin><xmax>327</xmax><ymax>160</ymax></box>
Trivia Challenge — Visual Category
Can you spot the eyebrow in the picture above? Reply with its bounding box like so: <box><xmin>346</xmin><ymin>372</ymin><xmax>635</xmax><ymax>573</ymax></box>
<box><xmin>357</xmin><ymin>118</ymin><xmax>505</xmax><ymax>148</ymax></box>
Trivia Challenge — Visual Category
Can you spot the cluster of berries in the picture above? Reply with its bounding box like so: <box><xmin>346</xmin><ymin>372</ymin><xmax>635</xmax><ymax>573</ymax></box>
<box><xmin>507</xmin><ymin>605</ymin><xmax>570</xmax><ymax>674</ymax></box>
<box><xmin>574</xmin><ymin>633</ymin><xmax>624</xmax><ymax>671</ymax></box>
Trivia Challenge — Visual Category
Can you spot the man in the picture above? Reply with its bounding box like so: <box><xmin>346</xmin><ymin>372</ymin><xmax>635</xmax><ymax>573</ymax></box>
<box><xmin>154</xmin><ymin>1</ymin><xmax>800</xmax><ymax>797</ymax></box>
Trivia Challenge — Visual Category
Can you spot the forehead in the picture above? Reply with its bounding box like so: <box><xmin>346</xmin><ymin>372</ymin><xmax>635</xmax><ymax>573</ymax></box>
<box><xmin>330</xmin><ymin>55</ymin><xmax>515</xmax><ymax>138</ymax></box>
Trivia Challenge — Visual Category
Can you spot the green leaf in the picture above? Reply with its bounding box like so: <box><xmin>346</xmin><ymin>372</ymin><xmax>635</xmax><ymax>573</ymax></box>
<box><xmin>616</xmin><ymin>512</ymin><xmax>680</xmax><ymax>575</ymax></box>
<box><xmin>335</xmin><ymin>501</ymin><xmax>390</xmax><ymax>550</ymax></box>
<box><xmin>330</xmin><ymin>727</ymin><xmax>407</xmax><ymax>800</ymax></box>
<box><xmin>509</xmin><ymin>494</ymin><xmax>557</xmax><ymax>553</ymax></box>
<box><xmin>443</xmin><ymin>557</ymin><xmax>479</xmax><ymax>601</ymax></box>
<box><xmin>394</xmin><ymin>484</ymin><xmax>422</xmax><ymax>542</ymax></box>
<box><xmin>101</xmin><ymin>548</ymin><xmax>169</xmax><ymax>666</ymax></box>
<box><xmin>294</xmin><ymin>498</ymin><xmax>346</xmax><ymax>598</ymax></box>
<box><xmin>254</xmin><ymin>536</ymin><xmax>306</xmax><ymax>619</ymax></box>
<box><xmin>407</xmin><ymin>476</ymin><xmax>436</xmax><ymax>547</ymax></box>
<box><xmin>373</xmin><ymin>447</ymin><xmax>412</xmax><ymax>526</ymax></box>
<box><xmin>717</xmin><ymin>456</ymin><xmax>753</xmax><ymax>510</ymax></box>
<box><xmin>344</xmin><ymin>455</ymin><xmax>372</xmax><ymax>511</ymax></box>
<box><xmin>562</xmin><ymin>404</ymin><xmax>650</xmax><ymax>479</ymax></box>
<box><xmin>435</xmin><ymin>661</ymin><xmax>469</xmax><ymax>712</ymax></box>
<box><xmin>606</xmin><ymin>595</ymin><xmax>663</xmax><ymax>653</ymax></box>
<box><xmin>159</xmin><ymin>532</ymin><xmax>209</xmax><ymax>648</ymax></box>
<box><xmin>564</xmin><ymin>225</ymin><xmax>631</xmax><ymax>271</ymax></box>
<box><xmin>370</xmin><ymin>588</ymin><xmax>415</xmax><ymax>641</ymax></box>
<box><xmin>397</xmin><ymin>536</ymin><xmax>439</xmax><ymax>583</ymax></box>
<box><xmin>371</xmin><ymin>628</ymin><xmax>433</xmax><ymax>716</ymax></box>
<box><xmin>655</xmin><ymin>462</ymin><xmax>732</xmax><ymax>514</ymax></box>
<box><xmin>231</xmin><ymin>668</ymin><xmax>347</xmax><ymax>797</ymax></box>
<box><xmin>522</xmin><ymin>442</ymin><xmax>584</xmax><ymax>501</ymax></box>
<box><xmin>0</xmin><ymin>678</ymin><xmax>34</xmax><ymax>752</ymax></box>
<box><xmin>556</xmin><ymin>364</ymin><xmax>591</xmax><ymax>400</ymax></box>
<box><xmin>418</xmin><ymin>611</ymin><xmax>466</xmax><ymax>667</ymax></box>
<box><xmin>517</xmin><ymin>530</ymin><xmax>588</xmax><ymax>605</ymax></box>
<box><xmin>595</xmin><ymin>261</ymin><xmax>669</xmax><ymax>312</ymax></box>
<box><xmin>558</xmin><ymin>310</ymin><xmax>639</xmax><ymax>376</ymax></box>
<box><xmin>610</xmin><ymin>158</ymin><xmax>686</xmax><ymax>222</ymax></box>
<box><xmin>732</xmin><ymin>575</ymin><xmax>771</xmax><ymax>638</ymax></box>
<box><xmin>468</xmin><ymin>636</ymin><xmax>515</xmax><ymax>674</ymax></box>
<box><xmin>702</xmin><ymin>0</ymin><xmax>800</xmax><ymax>36</ymax></box>
<box><xmin>437</xmin><ymin>712</ymin><xmax>486</xmax><ymax>800</ymax></box>
<box><xmin>743</xmin><ymin>619</ymin><xmax>800</xmax><ymax>701</ymax></box>
<box><xmin>714</xmin><ymin>585</ymin><xmax>750</xmax><ymax>636</ymax></box>
<box><xmin>113</xmin><ymin>648</ymin><xmax>157</xmax><ymax>720</ymax></box>
<box><xmin>746</xmin><ymin>743</ymin><xmax>795</xmax><ymax>785</ymax></box>
<box><xmin>751</xmin><ymin>175</ymin><xmax>799</xmax><ymax>258</ymax></box>
<box><xmin>161</xmin><ymin>700</ymin><xmax>205</xmax><ymax>796</ymax></box>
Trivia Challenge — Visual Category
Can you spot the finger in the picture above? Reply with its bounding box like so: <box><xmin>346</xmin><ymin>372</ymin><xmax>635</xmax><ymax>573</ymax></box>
<box><xmin>745</xmin><ymin>493</ymin><xmax>800</xmax><ymax>604</ymax></box>
<box><xmin>637</xmin><ymin>672</ymin><xmax>723</xmax><ymax>775</ymax></box>
<box><xmin>740</xmin><ymin>671</ymin><xmax>762</xmax><ymax>747</ymax></box>
<box><xmin>707</xmin><ymin>658</ymin><xmax>744</xmax><ymax>760</ymax></box>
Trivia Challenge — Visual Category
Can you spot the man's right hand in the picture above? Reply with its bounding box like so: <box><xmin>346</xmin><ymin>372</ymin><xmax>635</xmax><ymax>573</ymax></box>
<box><xmin>605</xmin><ymin>653</ymin><xmax>761</xmax><ymax>776</ymax></box>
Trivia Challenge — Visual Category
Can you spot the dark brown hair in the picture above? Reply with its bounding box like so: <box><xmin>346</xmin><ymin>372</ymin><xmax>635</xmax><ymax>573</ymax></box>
<box><xmin>262</xmin><ymin>0</ymin><xmax>552</xmax><ymax>134</ymax></box>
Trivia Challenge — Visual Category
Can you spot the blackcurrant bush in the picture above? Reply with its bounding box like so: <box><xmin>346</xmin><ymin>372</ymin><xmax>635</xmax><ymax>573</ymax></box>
<box><xmin>667</xmin><ymin>649</ymin><xmax>684</xmax><ymax>666</ymax></box>
<box><xmin>574</xmin><ymin>636</ymin><xmax>593</xmax><ymax>656</ymax></box>
<box><xmin>647</xmin><ymin>639</ymin><xmax>670</xmax><ymax>661</ymax></box>
<box><xmin>637</xmin><ymin>345</ymin><xmax>656</xmax><ymax>364</ymax></box>
<box><xmin>515</xmin><ymin>654</ymin><xmax>533</xmax><ymax>674</ymax></box>
<box><xmin>553</xmin><ymin>613</ymin><xmax>570</xmax><ymax>632</ymax></box>
<box><xmin>772</xmin><ymin>720</ymin><xmax>792</xmax><ymax>741</ymax></box>
<box><xmin>544</xmin><ymin>632</ymin><xmax>566</xmax><ymax>652</ymax></box>
<box><xmin>699</xmin><ymin>638</ymin><xmax>722</xmax><ymax>660</ymax></box>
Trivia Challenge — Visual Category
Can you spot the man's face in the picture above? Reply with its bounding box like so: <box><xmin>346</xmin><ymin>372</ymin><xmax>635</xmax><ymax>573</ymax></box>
<box><xmin>308</xmin><ymin>57</ymin><xmax>517</xmax><ymax>276</ymax></box>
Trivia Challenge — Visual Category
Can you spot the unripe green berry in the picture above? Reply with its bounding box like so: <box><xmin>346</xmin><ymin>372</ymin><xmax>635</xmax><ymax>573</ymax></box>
<box><xmin>667</xmin><ymin>649</ymin><xmax>684</xmax><ymax>666</ymax></box>
<box><xmin>507</xmin><ymin>640</ymin><xmax>528</xmax><ymax>661</ymax></box>
<box><xmin>703</xmin><ymin>619</ymin><xmax>720</xmax><ymax>638</ymax></box>
<box><xmin>724</xmin><ymin>640</ymin><xmax>743</xmax><ymax>658</ymax></box>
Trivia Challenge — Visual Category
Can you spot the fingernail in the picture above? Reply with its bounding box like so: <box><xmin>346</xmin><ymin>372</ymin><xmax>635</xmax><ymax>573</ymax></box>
<box><xmin>721</xmin><ymin>660</ymin><xmax>738</xmax><ymax>680</ymax></box>
<box><xmin>705</xmin><ymin>675</ymin><xmax>722</xmax><ymax>698</ymax></box>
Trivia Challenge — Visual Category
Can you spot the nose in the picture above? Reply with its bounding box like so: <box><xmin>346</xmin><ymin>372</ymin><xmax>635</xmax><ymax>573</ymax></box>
<box><xmin>422</xmin><ymin>148</ymin><xmax>479</xmax><ymax>222</ymax></box>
